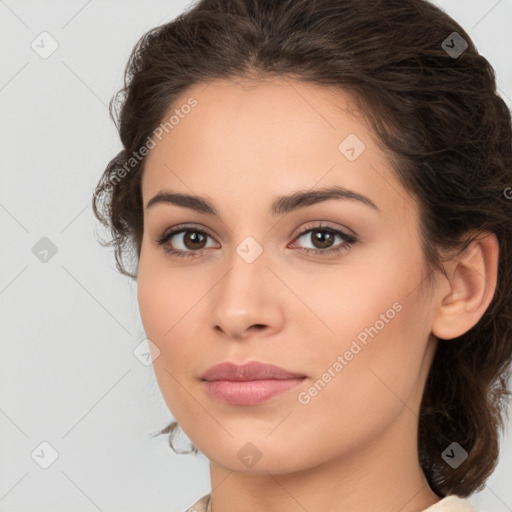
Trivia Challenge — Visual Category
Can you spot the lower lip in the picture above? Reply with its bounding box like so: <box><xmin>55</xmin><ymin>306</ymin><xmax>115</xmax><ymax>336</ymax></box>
<box><xmin>202</xmin><ymin>378</ymin><xmax>306</xmax><ymax>405</ymax></box>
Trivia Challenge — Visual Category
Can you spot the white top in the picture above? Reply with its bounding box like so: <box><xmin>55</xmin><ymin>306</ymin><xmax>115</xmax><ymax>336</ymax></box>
<box><xmin>183</xmin><ymin>493</ymin><xmax>476</xmax><ymax>511</ymax></box>
<box><xmin>423</xmin><ymin>495</ymin><xmax>476</xmax><ymax>511</ymax></box>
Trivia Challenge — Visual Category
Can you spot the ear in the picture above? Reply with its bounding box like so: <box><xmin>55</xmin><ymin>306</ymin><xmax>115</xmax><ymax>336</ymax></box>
<box><xmin>431</xmin><ymin>231</ymin><xmax>499</xmax><ymax>341</ymax></box>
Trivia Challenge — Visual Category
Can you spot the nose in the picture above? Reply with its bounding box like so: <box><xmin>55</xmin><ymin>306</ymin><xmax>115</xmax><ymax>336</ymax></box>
<box><xmin>210</xmin><ymin>246</ymin><xmax>286</xmax><ymax>340</ymax></box>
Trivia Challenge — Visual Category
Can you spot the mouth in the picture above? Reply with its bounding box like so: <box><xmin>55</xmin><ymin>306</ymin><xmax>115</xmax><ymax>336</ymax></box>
<box><xmin>199</xmin><ymin>360</ymin><xmax>307</xmax><ymax>406</ymax></box>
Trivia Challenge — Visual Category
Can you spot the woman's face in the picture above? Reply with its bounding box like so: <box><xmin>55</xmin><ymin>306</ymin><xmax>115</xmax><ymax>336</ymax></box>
<box><xmin>137</xmin><ymin>77</ymin><xmax>439</xmax><ymax>473</ymax></box>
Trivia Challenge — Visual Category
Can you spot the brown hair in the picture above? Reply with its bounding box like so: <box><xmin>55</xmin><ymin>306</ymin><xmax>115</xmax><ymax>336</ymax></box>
<box><xmin>92</xmin><ymin>0</ymin><xmax>512</xmax><ymax>498</ymax></box>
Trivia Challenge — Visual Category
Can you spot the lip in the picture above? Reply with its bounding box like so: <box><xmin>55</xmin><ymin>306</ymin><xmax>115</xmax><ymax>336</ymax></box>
<box><xmin>200</xmin><ymin>361</ymin><xmax>307</xmax><ymax>406</ymax></box>
<box><xmin>200</xmin><ymin>361</ymin><xmax>306</xmax><ymax>381</ymax></box>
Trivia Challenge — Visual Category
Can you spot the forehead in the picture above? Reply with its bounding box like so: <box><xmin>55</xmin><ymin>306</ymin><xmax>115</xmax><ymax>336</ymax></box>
<box><xmin>143</xmin><ymin>76</ymin><xmax>368</xmax><ymax>167</ymax></box>
<box><xmin>149</xmin><ymin>76</ymin><xmax>367</xmax><ymax>152</ymax></box>
<box><xmin>141</xmin><ymin>77</ymin><xmax>413</xmax><ymax>221</ymax></box>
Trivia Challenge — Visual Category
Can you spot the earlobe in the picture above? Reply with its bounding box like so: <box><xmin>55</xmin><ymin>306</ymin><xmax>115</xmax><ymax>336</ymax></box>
<box><xmin>431</xmin><ymin>231</ymin><xmax>499</xmax><ymax>341</ymax></box>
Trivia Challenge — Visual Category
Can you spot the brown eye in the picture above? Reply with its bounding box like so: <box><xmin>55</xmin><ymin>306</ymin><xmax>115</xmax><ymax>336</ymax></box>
<box><xmin>181</xmin><ymin>231</ymin><xmax>208</xmax><ymax>250</ymax></box>
<box><xmin>291</xmin><ymin>224</ymin><xmax>357</xmax><ymax>256</ymax></box>
<box><xmin>309</xmin><ymin>229</ymin><xmax>336</xmax><ymax>249</ymax></box>
<box><xmin>156</xmin><ymin>227</ymin><xmax>216</xmax><ymax>258</ymax></box>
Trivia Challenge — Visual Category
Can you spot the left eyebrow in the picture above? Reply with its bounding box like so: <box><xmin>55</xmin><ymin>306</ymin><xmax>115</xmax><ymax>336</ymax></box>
<box><xmin>271</xmin><ymin>186</ymin><xmax>379</xmax><ymax>215</ymax></box>
<box><xmin>145</xmin><ymin>185</ymin><xmax>379</xmax><ymax>216</ymax></box>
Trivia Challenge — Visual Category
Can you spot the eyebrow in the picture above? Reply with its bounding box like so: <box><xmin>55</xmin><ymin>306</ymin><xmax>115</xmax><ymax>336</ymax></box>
<box><xmin>145</xmin><ymin>185</ymin><xmax>379</xmax><ymax>217</ymax></box>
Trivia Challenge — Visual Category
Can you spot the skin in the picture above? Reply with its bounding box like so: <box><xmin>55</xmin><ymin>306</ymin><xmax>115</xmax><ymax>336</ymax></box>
<box><xmin>137</xmin><ymin>77</ymin><xmax>499</xmax><ymax>512</ymax></box>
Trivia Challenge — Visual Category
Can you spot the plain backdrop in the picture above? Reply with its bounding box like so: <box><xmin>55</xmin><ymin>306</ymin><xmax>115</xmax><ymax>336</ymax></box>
<box><xmin>1</xmin><ymin>1</ymin><xmax>511</xmax><ymax>511</ymax></box>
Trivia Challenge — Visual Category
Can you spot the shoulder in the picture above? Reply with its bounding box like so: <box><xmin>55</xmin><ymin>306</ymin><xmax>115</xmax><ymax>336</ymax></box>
<box><xmin>182</xmin><ymin>493</ymin><xmax>211</xmax><ymax>512</ymax></box>
<box><xmin>422</xmin><ymin>495</ymin><xmax>476</xmax><ymax>512</ymax></box>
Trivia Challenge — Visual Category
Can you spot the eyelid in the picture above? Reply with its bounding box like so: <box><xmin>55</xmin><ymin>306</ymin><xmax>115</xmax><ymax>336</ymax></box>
<box><xmin>153</xmin><ymin>222</ymin><xmax>216</xmax><ymax>243</ymax></box>
<box><xmin>290</xmin><ymin>220</ymin><xmax>356</xmax><ymax>240</ymax></box>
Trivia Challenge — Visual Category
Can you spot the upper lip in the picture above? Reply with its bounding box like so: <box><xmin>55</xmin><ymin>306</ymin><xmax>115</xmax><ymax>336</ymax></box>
<box><xmin>200</xmin><ymin>361</ymin><xmax>306</xmax><ymax>381</ymax></box>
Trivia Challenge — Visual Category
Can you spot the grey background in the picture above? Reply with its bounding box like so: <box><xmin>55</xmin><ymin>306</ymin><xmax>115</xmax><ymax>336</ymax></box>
<box><xmin>0</xmin><ymin>1</ymin><xmax>511</xmax><ymax>511</ymax></box>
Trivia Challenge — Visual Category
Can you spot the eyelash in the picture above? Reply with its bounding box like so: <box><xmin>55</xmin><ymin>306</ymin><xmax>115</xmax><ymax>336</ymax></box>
<box><xmin>154</xmin><ymin>223</ymin><xmax>357</xmax><ymax>259</ymax></box>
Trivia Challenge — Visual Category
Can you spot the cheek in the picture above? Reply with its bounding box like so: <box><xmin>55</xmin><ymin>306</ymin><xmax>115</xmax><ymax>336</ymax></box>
<box><xmin>280</xmin><ymin>292</ymin><xmax>430</xmax><ymax>469</ymax></box>
<box><xmin>293</xmin><ymin>245</ymin><xmax>431</xmax><ymax>414</ymax></box>
<box><xmin>136</xmin><ymin>255</ymin><xmax>207</xmax><ymax>394</ymax></box>
<box><xmin>137</xmin><ymin>276</ymin><xmax>191</xmax><ymax>369</ymax></box>
<box><xmin>137</xmin><ymin>275</ymin><xmax>168</xmax><ymax>343</ymax></box>
<box><xmin>137</xmin><ymin>270</ymin><xmax>197</xmax><ymax>422</ymax></box>
<box><xmin>136</xmin><ymin>250</ymin><xmax>194</xmax><ymax>341</ymax></box>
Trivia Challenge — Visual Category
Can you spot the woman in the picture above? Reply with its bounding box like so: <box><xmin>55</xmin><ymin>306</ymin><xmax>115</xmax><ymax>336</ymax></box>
<box><xmin>92</xmin><ymin>0</ymin><xmax>512</xmax><ymax>510</ymax></box>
